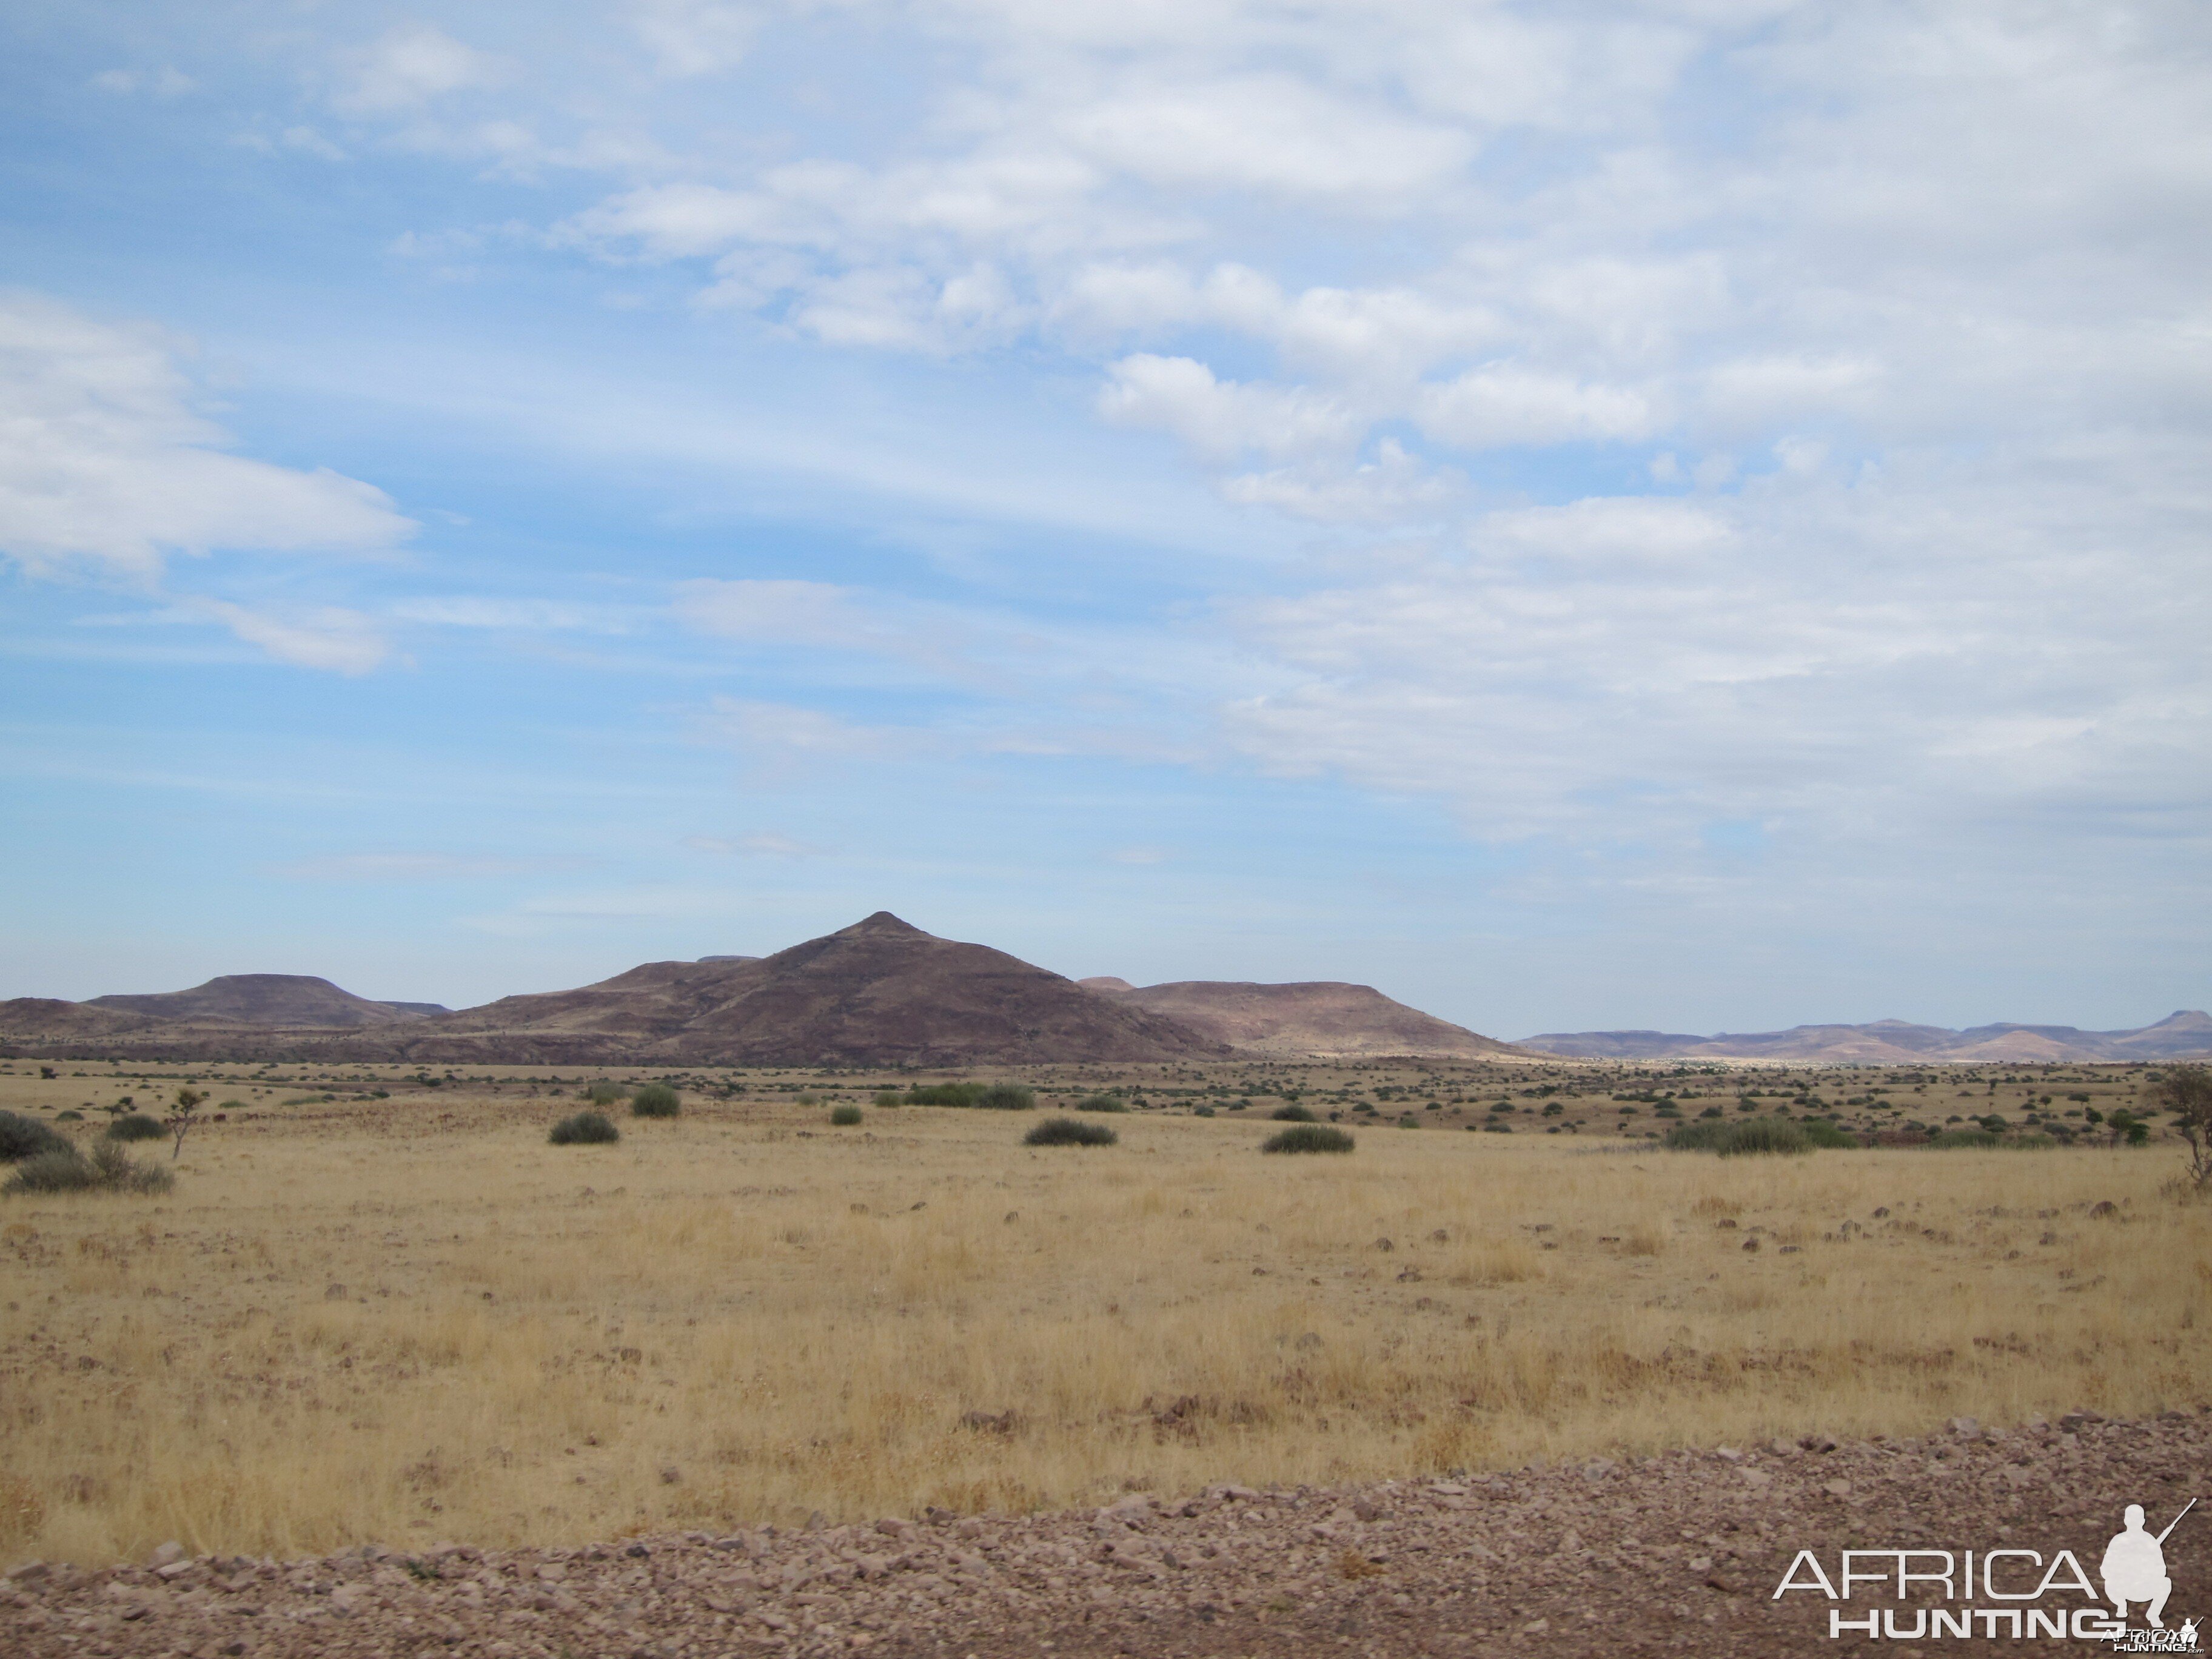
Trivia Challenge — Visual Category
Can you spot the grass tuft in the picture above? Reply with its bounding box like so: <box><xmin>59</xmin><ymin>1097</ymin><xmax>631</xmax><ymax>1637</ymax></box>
<box><xmin>106</xmin><ymin>1114</ymin><xmax>166</xmax><ymax>1142</ymax></box>
<box><xmin>1075</xmin><ymin>1094</ymin><xmax>1128</xmax><ymax>1113</ymax></box>
<box><xmin>830</xmin><ymin>1104</ymin><xmax>863</xmax><ymax>1127</ymax></box>
<box><xmin>1269</xmin><ymin>1104</ymin><xmax>1318</xmax><ymax>1122</ymax></box>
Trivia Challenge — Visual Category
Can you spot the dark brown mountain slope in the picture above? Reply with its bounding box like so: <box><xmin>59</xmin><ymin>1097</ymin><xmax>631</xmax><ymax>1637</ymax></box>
<box><xmin>342</xmin><ymin>912</ymin><xmax>1227</xmax><ymax>1067</ymax></box>
<box><xmin>87</xmin><ymin>974</ymin><xmax>446</xmax><ymax>1028</ymax></box>
<box><xmin>1081</xmin><ymin>977</ymin><xmax>1522</xmax><ymax>1059</ymax></box>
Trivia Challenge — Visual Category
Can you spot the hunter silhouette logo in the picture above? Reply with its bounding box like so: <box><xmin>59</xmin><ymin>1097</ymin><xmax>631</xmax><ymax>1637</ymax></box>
<box><xmin>2104</xmin><ymin>1500</ymin><xmax>2190</xmax><ymax>1629</ymax></box>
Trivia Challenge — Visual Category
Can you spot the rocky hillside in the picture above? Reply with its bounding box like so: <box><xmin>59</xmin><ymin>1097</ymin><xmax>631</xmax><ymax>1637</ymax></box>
<box><xmin>1081</xmin><ymin>978</ymin><xmax>1520</xmax><ymax>1059</ymax></box>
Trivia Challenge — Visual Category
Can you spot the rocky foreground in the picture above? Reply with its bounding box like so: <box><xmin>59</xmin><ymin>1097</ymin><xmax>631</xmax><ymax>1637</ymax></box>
<box><xmin>8</xmin><ymin>1411</ymin><xmax>2208</xmax><ymax>1657</ymax></box>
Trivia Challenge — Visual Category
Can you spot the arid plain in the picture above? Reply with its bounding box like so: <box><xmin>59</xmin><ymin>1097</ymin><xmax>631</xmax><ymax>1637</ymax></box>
<box><xmin>2</xmin><ymin>1056</ymin><xmax>2199</xmax><ymax>1574</ymax></box>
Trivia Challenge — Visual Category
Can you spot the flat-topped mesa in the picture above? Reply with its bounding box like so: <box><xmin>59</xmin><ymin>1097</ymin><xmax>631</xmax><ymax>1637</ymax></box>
<box><xmin>84</xmin><ymin>974</ymin><xmax>444</xmax><ymax>1028</ymax></box>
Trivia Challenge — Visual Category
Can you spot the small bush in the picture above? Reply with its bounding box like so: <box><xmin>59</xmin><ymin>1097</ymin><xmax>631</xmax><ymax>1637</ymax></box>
<box><xmin>1192</xmin><ymin>1104</ymin><xmax>1216</xmax><ymax>1118</ymax></box>
<box><xmin>1262</xmin><ymin>1124</ymin><xmax>1355</xmax><ymax>1155</ymax></box>
<box><xmin>976</xmin><ymin>1084</ymin><xmax>1036</xmax><ymax>1111</ymax></box>
<box><xmin>549</xmin><ymin>1111</ymin><xmax>620</xmax><ymax>1145</ymax></box>
<box><xmin>3</xmin><ymin>1142</ymin><xmax>173</xmax><ymax>1197</ymax></box>
<box><xmin>630</xmin><ymin>1084</ymin><xmax>681</xmax><ymax>1118</ymax></box>
<box><xmin>53</xmin><ymin>1110</ymin><xmax>83</xmax><ymax>1122</ymax></box>
<box><xmin>1270</xmin><ymin>1104</ymin><xmax>1317</xmax><ymax>1122</ymax></box>
<box><xmin>106</xmin><ymin>1114</ymin><xmax>166</xmax><ymax>1142</ymax></box>
<box><xmin>4</xmin><ymin>1150</ymin><xmax>94</xmax><ymax>1193</ymax></box>
<box><xmin>873</xmin><ymin>1090</ymin><xmax>902</xmax><ymax>1108</ymax></box>
<box><xmin>907</xmin><ymin>1082</ymin><xmax>984</xmax><ymax>1107</ymax></box>
<box><xmin>584</xmin><ymin>1082</ymin><xmax>626</xmax><ymax>1106</ymax></box>
<box><xmin>1076</xmin><ymin>1094</ymin><xmax>1128</xmax><ymax>1113</ymax></box>
<box><xmin>0</xmin><ymin>1110</ymin><xmax>71</xmax><ymax>1162</ymax></box>
<box><xmin>830</xmin><ymin>1104</ymin><xmax>863</xmax><ymax>1126</ymax></box>
<box><xmin>1025</xmin><ymin>1116</ymin><xmax>1117</xmax><ymax>1147</ymax></box>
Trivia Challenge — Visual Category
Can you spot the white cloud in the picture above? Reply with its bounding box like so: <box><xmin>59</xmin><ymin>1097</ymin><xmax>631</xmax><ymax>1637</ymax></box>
<box><xmin>1099</xmin><ymin>355</ymin><xmax>1362</xmax><ymax>461</ymax></box>
<box><xmin>0</xmin><ymin>292</ymin><xmax>412</xmax><ymax>581</ymax></box>
<box><xmin>335</xmin><ymin>25</ymin><xmax>498</xmax><ymax>115</ymax></box>
<box><xmin>1413</xmin><ymin>366</ymin><xmax>1657</xmax><ymax>451</ymax></box>
<box><xmin>631</xmin><ymin>0</ymin><xmax>762</xmax><ymax>76</ymax></box>
<box><xmin>190</xmin><ymin>600</ymin><xmax>389</xmax><ymax>675</ymax></box>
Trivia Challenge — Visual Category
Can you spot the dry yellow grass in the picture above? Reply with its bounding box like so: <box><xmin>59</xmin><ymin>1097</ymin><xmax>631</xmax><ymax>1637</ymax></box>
<box><xmin>2</xmin><ymin>1085</ymin><xmax>2205</xmax><ymax>1567</ymax></box>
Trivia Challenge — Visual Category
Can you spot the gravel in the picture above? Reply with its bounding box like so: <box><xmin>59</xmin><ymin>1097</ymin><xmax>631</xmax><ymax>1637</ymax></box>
<box><xmin>8</xmin><ymin>1410</ymin><xmax>2207</xmax><ymax>1657</ymax></box>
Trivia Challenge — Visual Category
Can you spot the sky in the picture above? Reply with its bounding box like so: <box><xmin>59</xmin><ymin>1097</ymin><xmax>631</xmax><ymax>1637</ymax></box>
<box><xmin>1</xmin><ymin>1</ymin><xmax>2207</xmax><ymax>1037</ymax></box>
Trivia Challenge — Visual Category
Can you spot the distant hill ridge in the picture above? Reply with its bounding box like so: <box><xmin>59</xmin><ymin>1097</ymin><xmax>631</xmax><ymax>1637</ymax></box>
<box><xmin>1517</xmin><ymin>1010</ymin><xmax>2212</xmax><ymax>1063</ymax></box>
<box><xmin>1081</xmin><ymin>977</ymin><xmax>1519</xmax><ymax>1060</ymax></box>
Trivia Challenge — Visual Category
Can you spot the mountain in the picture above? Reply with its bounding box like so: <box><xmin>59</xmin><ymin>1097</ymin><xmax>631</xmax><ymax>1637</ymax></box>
<box><xmin>1516</xmin><ymin>1011</ymin><xmax>2212</xmax><ymax>1064</ymax></box>
<box><xmin>86</xmin><ymin>974</ymin><xmax>447</xmax><ymax>1028</ymax></box>
<box><xmin>1081</xmin><ymin>978</ymin><xmax>1521</xmax><ymax>1059</ymax></box>
<box><xmin>330</xmin><ymin>912</ymin><xmax>1228</xmax><ymax>1067</ymax></box>
<box><xmin>0</xmin><ymin>998</ymin><xmax>161</xmax><ymax>1041</ymax></box>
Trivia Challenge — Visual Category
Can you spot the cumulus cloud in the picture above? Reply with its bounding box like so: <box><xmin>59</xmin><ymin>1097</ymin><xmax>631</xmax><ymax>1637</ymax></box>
<box><xmin>0</xmin><ymin>292</ymin><xmax>411</xmax><ymax>583</ymax></box>
<box><xmin>221</xmin><ymin>1</ymin><xmax>2212</xmax><ymax>939</ymax></box>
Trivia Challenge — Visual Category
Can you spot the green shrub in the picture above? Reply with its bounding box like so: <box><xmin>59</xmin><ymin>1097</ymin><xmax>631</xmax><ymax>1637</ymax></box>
<box><xmin>1800</xmin><ymin>1119</ymin><xmax>1859</xmax><ymax>1148</ymax></box>
<box><xmin>873</xmin><ymin>1090</ymin><xmax>902</xmax><ymax>1108</ymax></box>
<box><xmin>630</xmin><ymin>1084</ymin><xmax>681</xmax><ymax>1118</ymax></box>
<box><xmin>907</xmin><ymin>1082</ymin><xmax>984</xmax><ymax>1107</ymax></box>
<box><xmin>976</xmin><ymin>1084</ymin><xmax>1036</xmax><ymax>1111</ymax></box>
<box><xmin>53</xmin><ymin>1110</ymin><xmax>83</xmax><ymax>1122</ymax></box>
<box><xmin>1192</xmin><ymin>1104</ymin><xmax>1215</xmax><ymax>1118</ymax></box>
<box><xmin>0</xmin><ymin>1110</ymin><xmax>71</xmax><ymax>1162</ymax></box>
<box><xmin>1666</xmin><ymin>1116</ymin><xmax>1819</xmax><ymax>1156</ymax></box>
<box><xmin>1076</xmin><ymin>1094</ymin><xmax>1128</xmax><ymax>1113</ymax></box>
<box><xmin>3</xmin><ymin>1141</ymin><xmax>173</xmax><ymax>1196</ymax></box>
<box><xmin>1024</xmin><ymin>1116</ymin><xmax>1117</xmax><ymax>1147</ymax></box>
<box><xmin>1270</xmin><ymin>1104</ymin><xmax>1317</xmax><ymax>1122</ymax></box>
<box><xmin>1262</xmin><ymin>1124</ymin><xmax>1355</xmax><ymax>1155</ymax></box>
<box><xmin>549</xmin><ymin>1111</ymin><xmax>620</xmax><ymax>1145</ymax></box>
<box><xmin>830</xmin><ymin>1104</ymin><xmax>863</xmax><ymax>1126</ymax></box>
<box><xmin>106</xmin><ymin>1114</ymin><xmax>166</xmax><ymax>1142</ymax></box>
<box><xmin>584</xmin><ymin>1082</ymin><xmax>626</xmax><ymax>1106</ymax></box>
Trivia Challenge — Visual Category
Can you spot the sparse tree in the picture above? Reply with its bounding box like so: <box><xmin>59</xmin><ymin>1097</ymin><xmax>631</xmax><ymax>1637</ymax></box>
<box><xmin>2151</xmin><ymin>1065</ymin><xmax>2212</xmax><ymax>1189</ymax></box>
<box><xmin>167</xmin><ymin>1087</ymin><xmax>206</xmax><ymax>1161</ymax></box>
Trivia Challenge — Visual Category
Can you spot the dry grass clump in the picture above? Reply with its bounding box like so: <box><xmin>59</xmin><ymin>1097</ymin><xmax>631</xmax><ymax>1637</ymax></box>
<box><xmin>0</xmin><ymin>1084</ymin><xmax>2204</xmax><ymax>1569</ymax></box>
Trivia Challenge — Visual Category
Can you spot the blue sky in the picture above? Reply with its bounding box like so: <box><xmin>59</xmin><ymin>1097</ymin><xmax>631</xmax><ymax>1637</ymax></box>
<box><xmin>2</xmin><ymin>1</ymin><xmax>2207</xmax><ymax>1036</ymax></box>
